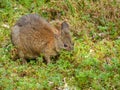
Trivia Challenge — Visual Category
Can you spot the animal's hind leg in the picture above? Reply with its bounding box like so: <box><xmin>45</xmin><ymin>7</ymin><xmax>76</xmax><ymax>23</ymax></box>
<box><xmin>10</xmin><ymin>48</ymin><xmax>19</xmax><ymax>61</ymax></box>
<box><xmin>18</xmin><ymin>50</ymin><xmax>27</xmax><ymax>64</ymax></box>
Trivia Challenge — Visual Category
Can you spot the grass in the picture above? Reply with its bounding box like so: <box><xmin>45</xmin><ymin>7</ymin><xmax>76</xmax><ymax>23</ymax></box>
<box><xmin>0</xmin><ymin>0</ymin><xmax>120</xmax><ymax>89</ymax></box>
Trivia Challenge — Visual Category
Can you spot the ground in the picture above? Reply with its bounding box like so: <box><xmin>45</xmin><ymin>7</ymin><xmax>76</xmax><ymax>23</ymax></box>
<box><xmin>0</xmin><ymin>0</ymin><xmax>120</xmax><ymax>90</ymax></box>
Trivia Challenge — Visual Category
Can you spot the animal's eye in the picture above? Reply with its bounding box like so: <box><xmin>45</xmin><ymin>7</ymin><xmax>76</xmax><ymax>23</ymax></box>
<box><xmin>64</xmin><ymin>44</ymin><xmax>68</xmax><ymax>47</ymax></box>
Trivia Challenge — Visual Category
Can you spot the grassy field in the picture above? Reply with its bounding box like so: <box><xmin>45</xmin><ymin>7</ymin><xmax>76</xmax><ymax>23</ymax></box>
<box><xmin>0</xmin><ymin>0</ymin><xmax>120</xmax><ymax>90</ymax></box>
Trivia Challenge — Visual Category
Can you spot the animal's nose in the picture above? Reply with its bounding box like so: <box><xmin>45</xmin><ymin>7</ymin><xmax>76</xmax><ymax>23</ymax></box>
<box><xmin>70</xmin><ymin>46</ymin><xmax>74</xmax><ymax>51</ymax></box>
<box><xmin>72</xmin><ymin>43</ymin><xmax>74</xmax><ymax>46</ymax></box>
<box><xmin>71</xmin><ymin>43</ymin><xmax>74</xmax><ymax>50</ymax></box>
<box><xmin>69</xmin><ymin>45</ymin><xmax>74</xmax><ymax>51</ymax></box>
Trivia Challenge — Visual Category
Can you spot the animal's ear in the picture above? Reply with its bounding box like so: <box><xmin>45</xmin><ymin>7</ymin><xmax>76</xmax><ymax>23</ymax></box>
<box><xmin>50</xmin><ymin>20</ymin><xmax>61</xmax><ymax>31</ymax></box>
<box><xmin>54</xmin><ymin>28</ymin><xmax>61</xmax><ymax>35</ymax></box>
<box><xmin>50</xmin><ymin>20</ymin><xmax>62</xmax><ymax>35</ymax></box>
<box><xmin>51</xmin><ymin>26</ymin><xmax>61</xmax><ymax>36</ymax></box>
<box><xmin>61</xmin><ymin>21</ymin><xmax>69</xmax><ymax>30</ymax></box>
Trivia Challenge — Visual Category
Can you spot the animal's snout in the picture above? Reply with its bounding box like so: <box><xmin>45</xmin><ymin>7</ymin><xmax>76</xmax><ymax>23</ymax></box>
<box><xmin>70</xmin><ymin>43</ymin><xmax>74</xmax><ymax>50</ymax></box>
<box><xmin>63</xmin><ymin>42</ymin><xmax>74</xmax><ymax>51</ymax></box>
<box><xmin>70</xmin><ymin>44</ymin><xmax>74</xmax><ymax>51</ymax></box>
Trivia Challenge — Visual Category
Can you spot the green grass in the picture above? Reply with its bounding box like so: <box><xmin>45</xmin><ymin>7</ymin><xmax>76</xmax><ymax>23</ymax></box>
<box><xmin>0</xmin><ymin>0</ymin><xmax>120</xmax><ymax>89</ymax></box>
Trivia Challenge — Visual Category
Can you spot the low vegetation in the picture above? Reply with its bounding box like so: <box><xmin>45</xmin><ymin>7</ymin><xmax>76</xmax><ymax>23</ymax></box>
<box><xmin>0</xmin><ymin>0</ymin><xmax>120</xmax><ymax>89</ymax></box>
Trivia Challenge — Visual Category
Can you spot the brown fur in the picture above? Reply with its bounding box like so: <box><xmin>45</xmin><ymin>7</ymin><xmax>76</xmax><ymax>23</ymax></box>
<box><xmin>11</xmin><ymin>14</ymin><xmax>73</xmax><ymax>64</ymax></box>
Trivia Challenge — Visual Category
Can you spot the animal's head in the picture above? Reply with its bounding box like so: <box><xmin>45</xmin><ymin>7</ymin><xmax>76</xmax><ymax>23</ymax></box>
<box><xmin>52</xmin><ymin>21</ymin><xmax>74</xmax><ymax>51</ymax></box>
<box><xmin>60</xmin><ymin>21</ymin><xmax>73</xmax><ymax>51</ymax></box>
